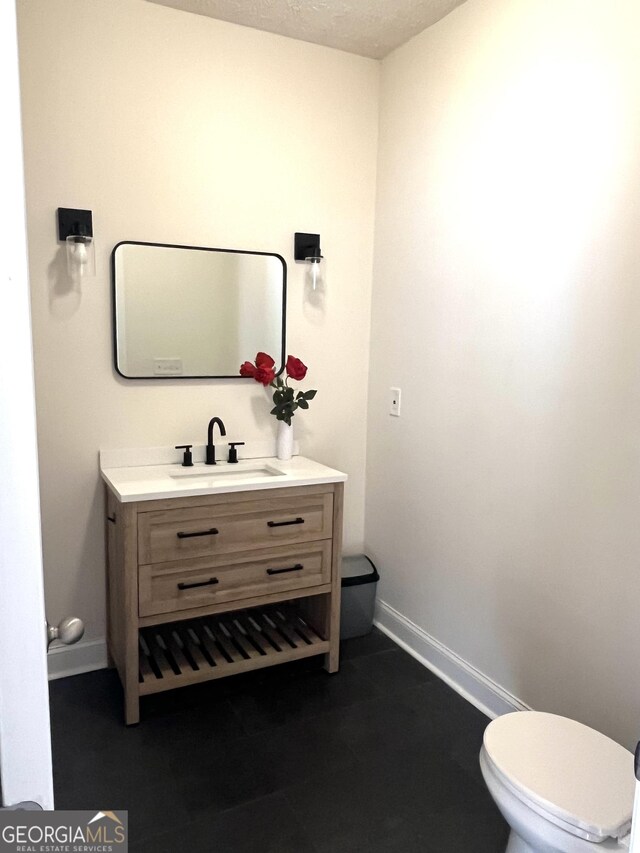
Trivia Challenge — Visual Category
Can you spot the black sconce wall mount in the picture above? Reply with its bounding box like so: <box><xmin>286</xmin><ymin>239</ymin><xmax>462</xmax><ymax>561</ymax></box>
<box><xmin>294</xmin><ymin>232</ymin><xmax>322</xmax><ymax>263</ymax></box>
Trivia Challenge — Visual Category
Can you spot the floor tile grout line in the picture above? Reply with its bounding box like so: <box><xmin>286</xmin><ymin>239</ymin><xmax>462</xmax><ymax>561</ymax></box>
<box><xmin>225</xmin><ymin>674</ymin><xmax>388</xmax><ymax>736</ymax></box>
<box><xmin>280</xmin><ymin>786</ymin><xmax>324</xmax><ymax>853</ymax></box>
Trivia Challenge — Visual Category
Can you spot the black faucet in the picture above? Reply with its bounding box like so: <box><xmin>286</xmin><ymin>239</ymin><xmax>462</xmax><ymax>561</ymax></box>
<box><xmin>205</xmin><ymin>417</ymin><xmax>226</xmax><ymax>465</ymax></box>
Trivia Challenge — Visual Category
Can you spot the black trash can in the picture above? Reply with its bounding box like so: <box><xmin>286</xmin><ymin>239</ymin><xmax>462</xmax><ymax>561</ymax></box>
<box><xmin>340</xmin><ymin>555</ymin><xmax>380</xmax><ymax>640</ymax></box>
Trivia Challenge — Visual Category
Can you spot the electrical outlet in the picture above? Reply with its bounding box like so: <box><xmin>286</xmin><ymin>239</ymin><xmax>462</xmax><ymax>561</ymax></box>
<box><xmin>390</xmin><ymin>387</ymin><xmax>401</xmax><ymax>417</ymax></box>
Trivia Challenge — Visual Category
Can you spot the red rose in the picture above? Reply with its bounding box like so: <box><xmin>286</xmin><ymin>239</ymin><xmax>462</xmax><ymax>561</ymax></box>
<box><xmin>254</xmin><ymin>366</ymin><xmax>276</xmax><ymax>386</ymax></box>
<box><xmin>255</xmin><ymin>352</ymin><xmax>275</xmax><ymax>370</ymax></box>
<box><xmin>286</xmin><ymin>355</ymin><xmax>307</xmax><ymax>381</ymax></box>
<box><xmin>240</xmin><ymin>352</ymin><xmax>276</xmax><ymax>385</ymax></box>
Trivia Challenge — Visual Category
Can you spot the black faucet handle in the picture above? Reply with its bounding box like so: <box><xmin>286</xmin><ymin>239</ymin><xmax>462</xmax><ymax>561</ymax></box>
<box><xmin>227</xmin><ymin>442</ymin><xmax>245</xmax><ymax>464</ymax></box>
<box><xmin>175</xmin><ymin>444</ymin><xmax>194</xmax><ymax>467</ymax></box>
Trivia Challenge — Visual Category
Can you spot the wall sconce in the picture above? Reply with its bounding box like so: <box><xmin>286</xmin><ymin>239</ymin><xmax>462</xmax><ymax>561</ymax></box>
<box><xmin>57</xmin><ymin>208</ymin><xmax>95</xmax><ymax>280</ymax></box>
<box><xmin>294</xmin><ymin>232</ymin><xmax>324</xmax><ymax>292</ymax></box>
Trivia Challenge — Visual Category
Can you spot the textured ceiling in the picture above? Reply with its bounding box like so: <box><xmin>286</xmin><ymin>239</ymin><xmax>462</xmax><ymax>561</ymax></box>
<box><xmin>145</xmin><ymin>0</ymin><xmax>468</xmax><ymax>59</ymax></box>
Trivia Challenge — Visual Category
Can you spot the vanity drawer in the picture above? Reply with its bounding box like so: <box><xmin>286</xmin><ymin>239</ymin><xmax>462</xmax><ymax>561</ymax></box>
<box><xmin>139</xmin><ymin>541</ymin><xmax>332</xmax><ymax>617</ymax></box>
<box><xmin>138</xmin><ymin>492</ymin><xmax>333</xmax><ymax>565</ymax></box>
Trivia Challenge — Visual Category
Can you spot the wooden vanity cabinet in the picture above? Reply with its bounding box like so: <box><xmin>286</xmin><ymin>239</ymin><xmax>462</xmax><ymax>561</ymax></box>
<box><xmin>106</xmin><ymin>482</ymin><xmax>343</xmax><ymax>724</ymax></box>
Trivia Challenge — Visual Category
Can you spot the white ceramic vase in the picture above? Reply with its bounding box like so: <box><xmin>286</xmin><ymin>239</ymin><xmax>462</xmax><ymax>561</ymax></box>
<box><xmin>276</xmin><ymin>420</ymin><xmax>293</xmax><ymax>461</ymax></box>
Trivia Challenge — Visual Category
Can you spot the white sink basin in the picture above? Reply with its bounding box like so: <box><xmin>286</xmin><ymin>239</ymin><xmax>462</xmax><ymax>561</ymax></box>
<box><xmin>170</xmin><ymin>463</ymin><xmax>284</xmax><ymax>481</ymax></box>
<box><xmin>100</xmin><ymin>453</ymin><xmax>347</xmax><ymax>502</ymax></box>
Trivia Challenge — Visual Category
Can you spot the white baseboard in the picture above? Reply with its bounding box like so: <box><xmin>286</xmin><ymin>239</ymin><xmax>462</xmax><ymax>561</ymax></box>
<box><xmin>374</xmin><ymin>599</ymin><xmax>531</xmax><ymax>719</ymax></box>
<box><xmin>47</xmin><ymin>638</ymin><xmax>109</xmax><ymax>681</ymax></box>
<box><xmin>45</xmin><ymin>605</ymin><xmax>533</xmax><ymax>718</ymax></box>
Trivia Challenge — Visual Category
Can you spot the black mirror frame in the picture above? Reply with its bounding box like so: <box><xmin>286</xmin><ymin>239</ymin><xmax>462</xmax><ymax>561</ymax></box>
<box><xmin>111</xmin><ymin>240</ymin><xmax>287</xmax><ymax>380</ymax></box>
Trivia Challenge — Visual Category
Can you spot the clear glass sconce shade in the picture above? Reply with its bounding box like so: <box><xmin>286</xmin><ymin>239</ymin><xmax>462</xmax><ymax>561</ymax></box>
<box><xmin>65</xmin><ymin>234</ymin><xmax>95</xmax><ymax>280</ymax></box>
<box><xmin>305</xmin><ymin>254</ymin><xmax>324</xmax><ymax>292</ymax></box>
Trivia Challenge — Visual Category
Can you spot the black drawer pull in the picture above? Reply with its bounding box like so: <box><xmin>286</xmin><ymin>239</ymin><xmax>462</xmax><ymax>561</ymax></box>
<box><xmin>177</xmin><ymin>528</ymin><xmax>219</xmax><ymax>539</ymax></box>
<box><xmin>267</xmin><ymin>517</ymin><xmax>305</xmax><ymax>528</ymax></box>
<box><xmin>266</xmin><ymin>564</ymin><xmax>304</xmax><ymax>575</ymax></box>
<box><xmin>107</xmin><ymin>515</ymin><xmax>116</xmax><ymax>524</ymax></box>
<box><xmin>177</xmin><ymin>577</ymin><xmax>219</xmax><ymax>590</ymax></box>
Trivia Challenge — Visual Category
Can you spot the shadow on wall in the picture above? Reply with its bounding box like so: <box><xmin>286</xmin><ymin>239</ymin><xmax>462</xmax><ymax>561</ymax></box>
<box><xmin>418</xmin><ymin>3</ymin><xmax>640</xmax><ymax>749</ymax></box>
<box><xmin>48</xmin><ymin>245</ymin><xmax>81</xmax><ymax>318</ymax></box>
<box><xmin>44</xmin><ymin>476</ymin><xmax>105</xmax><ymax>638</ymax></box>
<box><xmin>488</xmin><ymin>228</ymin><xmax>640</xmax><ymax>747</ymax></box>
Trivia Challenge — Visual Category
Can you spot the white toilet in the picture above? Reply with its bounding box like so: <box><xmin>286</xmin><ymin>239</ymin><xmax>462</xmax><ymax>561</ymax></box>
<box><xmin>480</xmin><ymin>711</ymin><xmax>635</xmax><ymax>853</ymax></box>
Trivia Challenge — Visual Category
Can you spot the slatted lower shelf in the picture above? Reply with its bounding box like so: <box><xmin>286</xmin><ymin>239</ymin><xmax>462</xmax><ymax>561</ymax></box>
<box><xmin>138</xmin><ymin>603</ymin><xmax>329</xmax><ymax>694</ymax></box>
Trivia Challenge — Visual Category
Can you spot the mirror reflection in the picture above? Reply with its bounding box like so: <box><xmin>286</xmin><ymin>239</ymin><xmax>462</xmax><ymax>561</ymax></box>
<box><xmin>112</xmin><ymin>241</ymin><xmax>286</xmax><ymax>378</ymax></box>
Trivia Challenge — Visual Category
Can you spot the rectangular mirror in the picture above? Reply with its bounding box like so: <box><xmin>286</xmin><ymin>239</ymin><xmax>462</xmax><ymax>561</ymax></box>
<box><xmin>112</xmin><ymin>241</ymin><xmax>286</xmax><ymax>378</ymax></box>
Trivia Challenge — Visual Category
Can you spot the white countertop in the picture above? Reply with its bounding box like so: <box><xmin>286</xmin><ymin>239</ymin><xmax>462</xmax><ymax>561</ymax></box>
<box><xmin>101</xmin><ymin>454</ymin><xmax>347</xmax><ymax>503</ymax></box>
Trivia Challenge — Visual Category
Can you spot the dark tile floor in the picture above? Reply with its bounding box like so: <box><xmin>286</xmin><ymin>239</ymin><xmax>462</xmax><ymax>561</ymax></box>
<box><xmin>49</xmin><ymin>630</ymin><xmax>508</xmax><ymax>852</ymax></box>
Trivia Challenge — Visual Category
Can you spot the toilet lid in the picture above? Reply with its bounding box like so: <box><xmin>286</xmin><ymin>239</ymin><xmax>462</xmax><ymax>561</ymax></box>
<box><xmin>483</xmin><ymin>712</ymin><xmax>634</xmax><ymax>842</ymax></box>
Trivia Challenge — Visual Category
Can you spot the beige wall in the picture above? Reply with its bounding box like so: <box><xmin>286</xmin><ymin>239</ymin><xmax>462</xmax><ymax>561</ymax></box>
<box><xmin>19</xmin><ymin>0</ymin><xmax>640</xmax><ymax>750</ymax></box>
<box><xmin>17</xmin><ymin>0</ymin><xmax>378</xmax><ymax>644</ymax></box>
<box><xmin>367</xmin><ymin>0</ymin><xmax>640</xmax><ymax>749</ymax></box>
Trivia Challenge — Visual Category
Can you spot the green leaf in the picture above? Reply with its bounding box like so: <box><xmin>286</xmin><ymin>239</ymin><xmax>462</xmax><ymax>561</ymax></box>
<box><xmin>304</xmin><ymin>389</ymin><xmax>317</xmax><ymax>400</ymax></box>
<box><xmin>297</xmin><ymin>398</ymin><xmax>309</xmax><ymax>409</ymax></box>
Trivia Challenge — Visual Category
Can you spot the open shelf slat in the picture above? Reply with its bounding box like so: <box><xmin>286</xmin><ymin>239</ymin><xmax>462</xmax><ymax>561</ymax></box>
<box><xmin>138</xmin><ymin>602</ymin><xmax>329</xmax><ymax>695</ymax></box>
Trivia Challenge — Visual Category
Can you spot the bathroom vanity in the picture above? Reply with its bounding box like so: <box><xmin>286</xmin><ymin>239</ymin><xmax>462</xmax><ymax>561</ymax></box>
<box><xmin>101</xmin><ymin>452</ymin><xmax>346</xmax><ymax>724</ymax></box>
